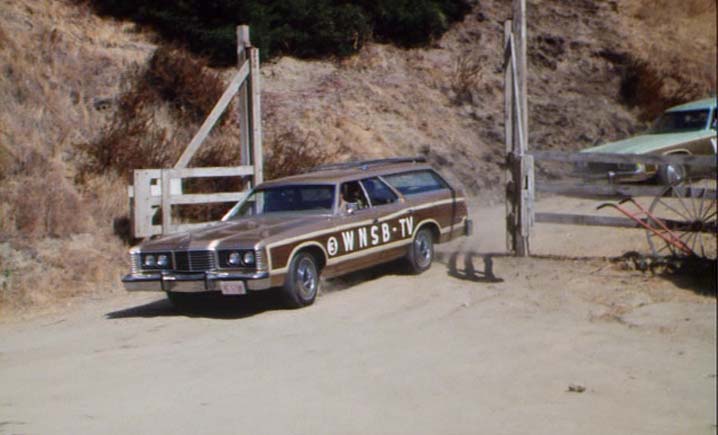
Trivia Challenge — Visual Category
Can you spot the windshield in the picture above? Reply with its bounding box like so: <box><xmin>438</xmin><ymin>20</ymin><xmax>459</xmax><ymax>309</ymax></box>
<box><xmin>226</xmin><ymin>184</ymin><xmax>335</xmax><ymax>219</ymax></box>
<box><xmin>651</xmin><ymin>109</ymin><xmax>710</xmax><ymax>134</ymax></box>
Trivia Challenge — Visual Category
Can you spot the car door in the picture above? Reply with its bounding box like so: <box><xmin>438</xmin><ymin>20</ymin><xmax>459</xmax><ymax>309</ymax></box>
<box><xmin>357</xmin><ymin>176</ymin><xmax>410</xmax><ymax>266</ymax></box>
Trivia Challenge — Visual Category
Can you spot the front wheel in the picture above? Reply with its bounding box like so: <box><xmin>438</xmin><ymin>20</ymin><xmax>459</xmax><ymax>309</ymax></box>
<box><xmin>282</xmin><ymin>252</ymin><xmax>320</xmax><ymax>308</ymax></box>
<box><xmin>657</xmin><ymin>163</ymin><xmax>686</xmax><ymax>185</ymax></box>
<box><xmin>407</xmin><ymin>227</ymin><xmax>434</xmax><ymax>274</ymax></box>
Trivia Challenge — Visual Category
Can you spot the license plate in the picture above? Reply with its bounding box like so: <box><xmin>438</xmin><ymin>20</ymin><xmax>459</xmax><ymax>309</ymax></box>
<box><xmin>220</xmin><ymin>281</ymin><xmax>246</xmax><ymax>295</ymax></box>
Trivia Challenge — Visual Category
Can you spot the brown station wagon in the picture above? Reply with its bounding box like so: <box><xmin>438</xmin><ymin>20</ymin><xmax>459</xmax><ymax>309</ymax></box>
<box><xmin>122</xmin><ymin>157</ymin><xmax>472</xmax><ymax>308</ymax></box>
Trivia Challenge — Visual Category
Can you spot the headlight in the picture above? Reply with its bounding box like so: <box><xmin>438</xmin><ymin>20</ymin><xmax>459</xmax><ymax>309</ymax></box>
<box><xmin>157</xmin><ymin>254</ymin><xmax>169</xmax><ymax>267</ymax></box>
<box><xmin>228</xmin><ymin>252</ymin><xmax>241</xmax><ymax>266</ymax></box>
<box><xmin>144</xmin><ymin>255</ymin><xmax>156</xmax><ymax>267</ymax></box>
<box><xmin>242</xmin><ymin>251</ymin><xmax>255</xmax><ymax>265</ymax></box>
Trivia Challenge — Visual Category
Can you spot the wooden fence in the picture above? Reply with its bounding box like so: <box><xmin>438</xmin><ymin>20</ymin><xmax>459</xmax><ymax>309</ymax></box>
<box><xmin>129</xmin><ymin>25</ymin><xmax>263</xmax><ymax>238</ymax></box>
<box><xmin>503</xmin><ymin>2</ymin><xmax>717</xmax><ymax>256</ymax></box>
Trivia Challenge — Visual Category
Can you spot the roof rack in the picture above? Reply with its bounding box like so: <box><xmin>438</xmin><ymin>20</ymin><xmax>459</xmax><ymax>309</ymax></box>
<box><xmin>311</xmin><ymin>156</ymin><xmax>427</xmax><ymax>173</ymax></box>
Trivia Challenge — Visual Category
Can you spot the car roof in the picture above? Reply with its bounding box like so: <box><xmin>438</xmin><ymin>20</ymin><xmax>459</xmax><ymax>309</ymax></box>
<box><xmin>257</xmin><ymin>158</ymin><xmax>435</xmax><ymax>189</ymax></box>
<box><xmin>666</xmin><ymin>97</ymin><xmax>717</xmax><ymax>112</ymax></box>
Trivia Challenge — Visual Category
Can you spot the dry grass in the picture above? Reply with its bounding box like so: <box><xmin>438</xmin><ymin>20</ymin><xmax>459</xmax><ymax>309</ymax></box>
<box><xmin>618</xmin><ymin>0</ymin><xmax>716</xmax><ymax>119</ymax></box>
<box><xmin>0</xmin><ymin>0</ymin><xmax>152</xmax><ymax>313</ymax></box>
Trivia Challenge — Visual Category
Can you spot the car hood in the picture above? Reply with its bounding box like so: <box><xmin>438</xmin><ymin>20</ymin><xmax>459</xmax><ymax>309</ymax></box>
<box><xmin>581</xmin><ymin>130</ymin><xmax>715</xmax><ymax>154</ymax></box>
<box><xmin>137</xmin><ymin>214</ymin><xmax>324</xmax><ymax>251</ymax></box>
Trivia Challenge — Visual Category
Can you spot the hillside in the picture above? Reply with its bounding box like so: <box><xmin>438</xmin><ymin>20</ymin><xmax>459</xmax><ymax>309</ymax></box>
<box><xmin>0</xmin><ymin>0</ymin><xmax>715</xmax><ymax>313</ymax></box>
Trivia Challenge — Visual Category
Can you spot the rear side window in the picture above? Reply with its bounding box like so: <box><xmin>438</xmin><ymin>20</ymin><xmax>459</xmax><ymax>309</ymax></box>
<box><xmin>383</xmin><ymin>170</ymin><xmax>449</xmax><ymax>196</ymax></box>
<box><xmin>361</xmin><ymin>177</ymin><xmax>398</xmax><ymax>206</ymax></box>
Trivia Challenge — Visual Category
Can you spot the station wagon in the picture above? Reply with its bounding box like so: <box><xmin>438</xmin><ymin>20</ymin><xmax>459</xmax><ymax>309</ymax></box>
<box><xmin>122</xmin><ymin>158</ymin><xmax>472</xmax><ymax>308</ymax></box>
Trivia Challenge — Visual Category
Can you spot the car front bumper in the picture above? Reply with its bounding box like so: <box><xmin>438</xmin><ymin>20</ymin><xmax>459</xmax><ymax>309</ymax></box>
<box><xmin>122</xmin><ymin>270</ymin><xmax>272</xmax><ymax>293</ymax></box>
<box><xmin>575</xmin><ymin>162</ymin><xmax>654</xmax><ymax>183</ymax></box>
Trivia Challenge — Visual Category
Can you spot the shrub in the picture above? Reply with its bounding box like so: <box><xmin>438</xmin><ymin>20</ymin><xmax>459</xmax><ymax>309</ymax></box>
<box><xmin>146</xmin><ymin>47</ymin><xmax>226</xmax><ymax>123</ymax></box>
<box><xmin>87</xmin><ymin>0</ymin><xmax>471</xmax><ymax>65</ymax></box>
<box><xmin>76</xmin><ymin>46</ymin><xmax>226</xmax><ymax>179</ymax></box>
<box><xmin>619</xmin><ymin>58</ymin><xmax>704</xmax><ymax>121</ymax></box>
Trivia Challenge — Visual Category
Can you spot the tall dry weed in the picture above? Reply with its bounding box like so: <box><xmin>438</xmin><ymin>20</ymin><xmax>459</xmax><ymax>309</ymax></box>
<box><xmin>11</xmin><ymin>163</ymin><xmax>91</xmax><ymax>239</ymax></box>
<box><xmin>450</xmin><ymin>53</ymin><xmax>483</xmax><ymax>105</ymax></box>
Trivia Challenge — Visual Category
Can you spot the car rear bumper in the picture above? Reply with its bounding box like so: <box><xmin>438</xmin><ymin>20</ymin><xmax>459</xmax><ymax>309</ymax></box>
<box><xmin>122</xmin><ymin>271</ymin><xmax>272</xmax><ymax>293</ymax></box>
<box><xmin>464</xmin><ymin>219</ymin><xmax>473</xmax><ymax>236</ymax></box>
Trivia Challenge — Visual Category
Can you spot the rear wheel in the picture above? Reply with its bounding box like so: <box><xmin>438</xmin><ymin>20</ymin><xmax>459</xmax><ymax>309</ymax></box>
<box><xmin>282</xmin><ymin>252</ymin><xmax>320</xmax><ymax>308</ymax></box>
<box><xmin>407</xmin><ymin>227</ymin><xmax>434</xmax><ymax>274</ymax></box>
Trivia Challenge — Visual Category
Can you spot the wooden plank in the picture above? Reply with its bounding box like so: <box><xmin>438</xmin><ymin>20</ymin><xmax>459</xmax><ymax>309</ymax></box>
<box><xmin>170</xmin><ymin>192</ymin><xmax>247</xmax><ymax>205</ymax></box>
<box><xmin>523</xmin><ymin>154</ymin><xmax>535</xmax><ymax>237</ymax></box>
<box><xmin>175</xmin><ymin>62</ymin><xmax>250</xmax><ymax>168</ymax></box>
<box><xmin>512</xmin><ymin>0</ymin><xmax>528</xmax><ymax>154</ymax></box>
<box><xmin>249</xmin><ymin>47</ymin><xmax>264</xmax><ymax>184</ymax></box>
<box><xmin>504</xmin><ymin>20</ymin><xmax>513</xmax><ymax>253</ymax></box>
<box><xmin>537</xmin><ymin>181</ymin><xmax>717</xmax><ymax>199</ymax></box>
<box><xmin>169</xmin><ymin>166</ymin><xmax>254</xmax><ymax>179</ymax></box>
<box><xmin>530</xmin><ymin>150</ymin><xmax>717</xmax><ymax>167</ymax></box>
<box><xmin>535</xmin><ymin>212</ymin><xmax>641</xmax><ymax>228</ymax></box>
<box><xmin>161</xmin><ymin>170</ymin><xmax>173</xmax><ymax>234</ymax></box>
<box><xmin>132</xmin><ymin>169</ymin><xmax>161</xmax><ymax>238</ymax></box>
<box><xmin>237</xmin><ymin>25</ymin><xmax>251</xmax><ymax>168</ymax></box>
<box><xmin>536</xmin><ymin>212</ymin><xmax>716</xmax><ymax>233</ymax></box>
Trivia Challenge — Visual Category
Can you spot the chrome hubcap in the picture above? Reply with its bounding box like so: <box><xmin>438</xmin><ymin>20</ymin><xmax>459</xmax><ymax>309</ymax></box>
<box><xmin>296</xmin><ymin>258</ymin><xmax>317</xmax><ymax>299</ymax></box>
<box><xmin>665</xmin><ymin>165</ymin><xmax>684</xmax><ymax>184</ymax></box>
<box><xmin>414</xmin><ymin>233</ymin><xmax>432</xmax><ymax>268</ymax></box>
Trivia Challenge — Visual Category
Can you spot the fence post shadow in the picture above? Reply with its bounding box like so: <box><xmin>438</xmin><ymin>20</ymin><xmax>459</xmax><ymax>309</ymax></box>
<box><xmin>447</xmin><ymin>251</ymin><xmax>504</xmax><ymax>283</ymax></box>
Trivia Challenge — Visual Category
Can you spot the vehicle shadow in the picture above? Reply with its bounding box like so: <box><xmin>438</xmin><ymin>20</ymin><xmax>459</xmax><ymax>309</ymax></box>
<box><xmin>322</xmin><ymin>259</ymin><xmax>410</xmax><ymax>293</ymax></box>
<box><xmin>105</xmin><ymin>290</ymin><xmax>287</xmax><ymax>320</ymax></box>
<box><xmin>438</xmin><ymin>251</ymin><xmax>505</xmax><ymax>283</ymax></box>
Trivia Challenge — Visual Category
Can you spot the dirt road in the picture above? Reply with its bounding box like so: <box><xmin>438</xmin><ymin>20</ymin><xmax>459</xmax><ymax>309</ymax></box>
<box><xmin>1</xmin><ymin>199</ymin><xmax>715</xmax><ymax>434</ymax></box>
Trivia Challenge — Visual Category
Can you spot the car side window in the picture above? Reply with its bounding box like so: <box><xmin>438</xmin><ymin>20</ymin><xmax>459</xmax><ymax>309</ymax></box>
<box><xmin>339</xmin><ymin>181</ymin><xmax>369</xmax><ymax>211</ymax></box>
<box><xmin>361</xmin><ymin>177</ymin><xmax>398</xmax><ymax>206</ymax></box>
<box><xmin>383</xmin><ymin>170</ymin><xmax>449</xmax><ymax>196</ymax></box>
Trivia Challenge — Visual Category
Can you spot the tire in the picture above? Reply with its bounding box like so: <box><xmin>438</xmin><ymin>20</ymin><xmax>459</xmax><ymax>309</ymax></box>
<box><xmin>282</xmin><ymin>252</ymin><xmax>320</xmax><ymax>308</ymax></box>
<box><xmin>407</xmin><ymin>227</ymin><xmax>434</xmax><ymax>274</ymax></box>
<box><xmin>657</xmin><ymin>162</ymin><xmax>686</xmax><ymax>185</ymax></box>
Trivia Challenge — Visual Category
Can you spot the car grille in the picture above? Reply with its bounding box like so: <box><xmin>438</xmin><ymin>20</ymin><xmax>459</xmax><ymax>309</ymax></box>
<box><xmin>173</xmin><ymin>250</ymin><xmax>216</xmax><ymax>272</ymax></box>
<box><xmin>130</xmin><ymin>253</ymin><xmax>141</xmax><ymax>274</ymax></box>
<box><xmin>586</xmin><ymin>162</ymin><xmax>638</xmax><ymax>173</ymax></box>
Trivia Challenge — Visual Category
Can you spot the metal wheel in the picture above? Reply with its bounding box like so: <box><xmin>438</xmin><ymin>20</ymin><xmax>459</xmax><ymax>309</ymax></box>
<box><xmin>407</xmin><ymin>227</ymin><xmax>434</xmax><ymax>273</ymax></box>
<box><xmin>657</xmin><ymin>163</ymin><xmax>686</xmax><ymax>185</ymax></box>
<box><xmin>295</xmin><ymin>256</ymin><xmax>318</xmax><ymax>300</ymax></box>
<box><xmin>646</xmin><ymin>182</ymin><xmax>717</xmax><ymax>259</ymax></box>
<box><xmin>282</xmin><ymin>252</ymin><xmax>320</xmax><ymax>308</ymax></box>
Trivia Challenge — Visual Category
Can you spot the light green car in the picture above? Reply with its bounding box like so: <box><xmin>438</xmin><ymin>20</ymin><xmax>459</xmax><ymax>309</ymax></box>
<box><xmin>581</xmin><ymin>97</ymin><xmax>717</xmax><ymax>184</ymax></box>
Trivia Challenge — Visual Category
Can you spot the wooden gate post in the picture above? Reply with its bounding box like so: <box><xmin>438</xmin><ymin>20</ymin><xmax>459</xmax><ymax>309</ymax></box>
<box><xmin>236</xmin><ymin>25</ymin><xmax>251</xmax><ymax>169</ymax></box>
<box><xmin>504</xmin><ymin>0</ymin><xmax>532</xmax><ymax>256</ymax></box>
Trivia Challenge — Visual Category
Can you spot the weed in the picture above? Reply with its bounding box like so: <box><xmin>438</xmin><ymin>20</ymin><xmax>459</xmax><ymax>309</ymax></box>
<box><xmin>451</xmin><ymin>54</ymin><xmax>483</xmax><ymax>105</ymax></box>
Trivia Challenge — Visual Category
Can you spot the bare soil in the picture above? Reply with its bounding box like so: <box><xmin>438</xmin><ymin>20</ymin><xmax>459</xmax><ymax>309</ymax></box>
<box><xmin>1</xmin><ymin>197</ymin><xmax>714</xmax><ymax>434</ymax></box>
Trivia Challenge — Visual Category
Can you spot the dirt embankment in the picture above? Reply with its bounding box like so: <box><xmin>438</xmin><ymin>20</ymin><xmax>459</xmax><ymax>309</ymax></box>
<box><xmin>0</xmin><ymin>0</ymin><xmax>715</xmax><ymax>311</ymax></box>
